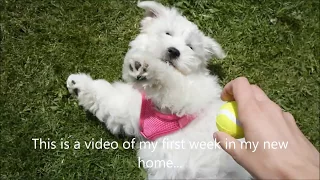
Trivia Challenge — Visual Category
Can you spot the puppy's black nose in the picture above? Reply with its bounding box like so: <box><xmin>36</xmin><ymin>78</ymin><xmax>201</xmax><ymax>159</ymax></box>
<box><xmin>167</xmin><ymin>47</ymin><xmax>180</xmax><ymax>59</ymax></box>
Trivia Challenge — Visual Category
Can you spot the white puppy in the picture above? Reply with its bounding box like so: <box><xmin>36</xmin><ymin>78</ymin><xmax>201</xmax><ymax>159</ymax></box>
<box><xmin>67</xmin><ymin>1</ymin><xmax>250</xmax><ymax>179</ymax></box>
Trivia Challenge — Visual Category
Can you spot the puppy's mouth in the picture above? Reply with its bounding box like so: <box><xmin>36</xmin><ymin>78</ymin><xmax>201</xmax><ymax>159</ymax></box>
<box><xmin>161</xmin><ymin>59</ymin><xmax>176</xmax><ymax>68</ymax></box>
<box><xmin>161</xmin><ymin>55</ymin><xmax>177</xmax><ymax>69</ymax></box>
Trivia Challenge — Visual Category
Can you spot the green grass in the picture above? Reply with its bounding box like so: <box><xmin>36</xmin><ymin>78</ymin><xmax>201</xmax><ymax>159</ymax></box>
<box><xmin>1</xmin><ymin>0</ymin><xmax>319</xmax><ymax>179</ymax></box>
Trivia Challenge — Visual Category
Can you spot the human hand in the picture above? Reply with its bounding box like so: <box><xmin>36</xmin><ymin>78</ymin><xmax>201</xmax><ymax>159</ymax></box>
<box><xmin>214</xmin><ymin>77</ymin><xmax>319</xmax><ymax>179</ymax></box>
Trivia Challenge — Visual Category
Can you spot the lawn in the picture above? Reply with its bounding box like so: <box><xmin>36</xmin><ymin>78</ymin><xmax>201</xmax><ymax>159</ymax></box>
<box><xmin>1</xmin><ymin>0</ymin><xmax>319</xmax><ymax>179</ymax></box>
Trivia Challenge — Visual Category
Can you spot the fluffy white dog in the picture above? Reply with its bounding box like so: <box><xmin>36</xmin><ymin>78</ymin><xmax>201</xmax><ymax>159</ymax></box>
<box><xmin>67</xmin><ymin>1</ymin><xmax>250</xmax><ymax>179</ymax></box>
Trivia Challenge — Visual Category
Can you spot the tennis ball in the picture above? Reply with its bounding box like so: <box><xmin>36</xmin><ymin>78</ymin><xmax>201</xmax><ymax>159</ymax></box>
<box><xmin>216</xmin><ymin>101</ymin><xmax>244</xmax><ymax>139</ymax></box>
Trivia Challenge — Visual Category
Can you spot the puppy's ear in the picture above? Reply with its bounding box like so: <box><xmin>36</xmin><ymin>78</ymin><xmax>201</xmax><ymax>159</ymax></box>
<box><xmin>138</xmin><ymin>1</ymin><xmax>166</xmax><ymax>28</ymax></box>
<box><xmin>203</xmin><ymin>36</ymin><xmax>226</xmax><ymax>59</ymax></box>
<box><xmin>138</xmin><ymin>1</ymin><xmax>166</xmax><ymax>17</ymax></box>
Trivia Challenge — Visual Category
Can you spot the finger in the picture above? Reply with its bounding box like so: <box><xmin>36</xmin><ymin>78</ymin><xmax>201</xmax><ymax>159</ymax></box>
<box><xmin>221</xmin><ymin>77</ymin><xmax>257</xmax><ymax>106</ymax></box>
<box><xmin>282</xmin><ymin>112</ymin><xmax>307</xmax><ymax>137</ymax></box>
<box><xmin>250</xmin><ymin>85</ymin><xmax>270</xmax><ymax>102</ymax></box>
<box><xmin>257</xmin><ymin>100</ymin><xmax>283</xmax><ymax>118</ymax></box>
<box><xmin>283</xmin><ymin>112</ymin><xmax>296</xmax><ymax>126</ymax></box>
<box><xmin>283</xmin><ymin>111</ymin><xmax>303</xmax><ymax>137</ymax></box>
<box><xmin>213</xmin><ymin>132</ymin><xmax>247</xmax><ymax>164</ymax></box>
<box><xmin>283</xmin><ymin>112</ymin><xmax>317</xmax><ymax>153</ymax></box>
<box><xmin>221</xmin><ymin>77</ymin><xmax>261</xmax><ymax>126</ymax></box>
<box><xmin>251</xmin><ymin>85</ymin><xmax>284</xmax><ymax>114</ymax></box>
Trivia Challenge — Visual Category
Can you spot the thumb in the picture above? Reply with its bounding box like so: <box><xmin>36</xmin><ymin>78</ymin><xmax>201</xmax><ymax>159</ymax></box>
<box><xmin>214</xmin><ymin>132</ymin><xmax>247</xmax><ymax>163</ymax></box>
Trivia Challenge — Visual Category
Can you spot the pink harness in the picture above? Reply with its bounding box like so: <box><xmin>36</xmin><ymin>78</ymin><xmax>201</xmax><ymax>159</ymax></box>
<box><xmin>139</xmin><ymin>93</ymin><xmax>196</xmax><ymax>141</ymax></box>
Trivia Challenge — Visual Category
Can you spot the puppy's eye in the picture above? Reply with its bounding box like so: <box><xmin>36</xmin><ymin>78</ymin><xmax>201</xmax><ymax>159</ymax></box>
<box><xmin>165</xmin><ymin>32</ymin><xmax>171</xmax><ymax>36</ymax></box>
<box><xmin>187</xmin><ymin>44</ymin><xmax>193</xmax><ymax>50</ymax></box>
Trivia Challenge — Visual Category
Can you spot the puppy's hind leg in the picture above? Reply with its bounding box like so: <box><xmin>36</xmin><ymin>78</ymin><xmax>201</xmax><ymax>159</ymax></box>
<box><xmin>66</xmin><ymin>73</ymin><xmax>141</xmax><ymax>137</ymax></box>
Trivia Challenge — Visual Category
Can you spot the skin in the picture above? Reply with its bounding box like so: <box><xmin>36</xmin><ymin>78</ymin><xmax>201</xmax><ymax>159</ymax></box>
<box><xmin>213</xmin><ymin>77</ymin><xmax>319</xmax><ymax>179</ymax></box>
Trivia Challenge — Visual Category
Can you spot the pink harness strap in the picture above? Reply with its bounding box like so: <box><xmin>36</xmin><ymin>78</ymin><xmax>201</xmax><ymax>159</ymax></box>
<box><xmin>139</xmin><ymin>93</ymin><xmax>196</xmax><ymax>141</ymax></box>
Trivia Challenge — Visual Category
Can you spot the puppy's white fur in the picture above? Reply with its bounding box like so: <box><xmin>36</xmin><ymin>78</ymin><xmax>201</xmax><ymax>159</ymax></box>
<box><xmin>67</xmin><ymin>1</ymin><xmax>250</xmax><ymax>179</ymax></box>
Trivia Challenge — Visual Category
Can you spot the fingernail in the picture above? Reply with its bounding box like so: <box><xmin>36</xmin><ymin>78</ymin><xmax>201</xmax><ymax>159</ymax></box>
<box><xmin>213</xmin><ymin>132</ymin><xmax>217</xmax><ymax>139</ymax></box>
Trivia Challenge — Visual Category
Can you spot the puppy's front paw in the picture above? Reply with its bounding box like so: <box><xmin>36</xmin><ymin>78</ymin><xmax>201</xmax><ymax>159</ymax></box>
<box><xmin>66</xmin><ymin>73</ymin><xmax>92</xmax><ymax>96</ymax></box>
<box><xmin>128</xmin><ymin>59</ymin><xmax>149</xmax><ymax>81</ymax></box>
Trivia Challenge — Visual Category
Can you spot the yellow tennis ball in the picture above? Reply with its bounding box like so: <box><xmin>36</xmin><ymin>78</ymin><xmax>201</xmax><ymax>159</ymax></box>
<box><xmin>216</xmin><ymin>101</ymin><xmax>244</xmax><ymax>139</ymax></box>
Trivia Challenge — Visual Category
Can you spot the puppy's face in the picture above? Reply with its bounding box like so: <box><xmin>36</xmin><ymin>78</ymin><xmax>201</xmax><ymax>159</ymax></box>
<box><xmin>132</xmin><ymin>1</ymin><xmax>226</xmax><ymax>75</ymax></box>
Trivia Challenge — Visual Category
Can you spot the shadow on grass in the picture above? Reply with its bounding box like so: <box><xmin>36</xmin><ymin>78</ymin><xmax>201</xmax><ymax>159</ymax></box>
<box><xmin>85</xmin><ymin>111</ymin><xmax>132</xmax><ymax>140</ymax></box>
<box><xmin>207</xmin><ymin>63</ymin><xmax>225</xmax><ymax>80</ymax></box>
